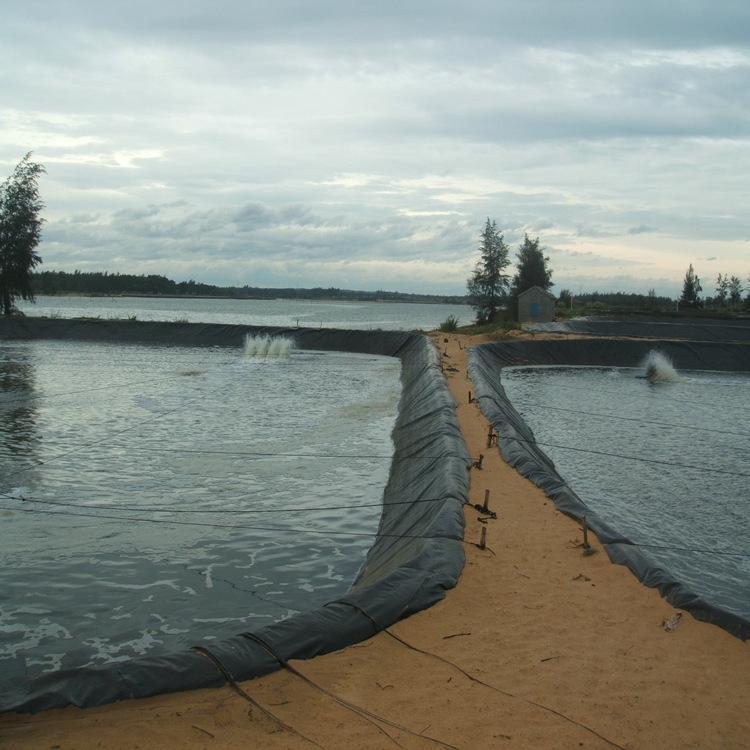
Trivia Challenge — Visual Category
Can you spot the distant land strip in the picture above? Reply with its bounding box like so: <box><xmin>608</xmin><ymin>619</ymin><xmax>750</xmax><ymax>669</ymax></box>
<box><xmin>30</xmin><ymin>270</ymin><xmax>470</xmax><ymax>305</ymax></box>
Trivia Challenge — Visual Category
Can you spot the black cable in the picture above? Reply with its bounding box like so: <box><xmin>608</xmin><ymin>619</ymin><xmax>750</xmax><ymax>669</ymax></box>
<box><xmin>1</xmin><ymin>437</ymin><xmax>469</xmax><ymax>462</ymax></box>
<box><xmin>618</xmin><ymin>540</ymin><xmax>749</xmax><ymax>559</ymax></box>
<box><xmin>332</xmin><ymin>601</ymin><xmax>628</xmax><ymax>750</ymax></box>
<box><xmin>501</xmin><ymin>366</ymin><xmax>750</xmax><ymax>441</ymax></box>
<box><xmin>192</xmin><ymin>646</ymin><xmax>326</xmax><ymax>749</ymax></box>
<box><xmin>508</xmin><ymin>434</ymin><xmax>750</xmax><ymax>478</ymax></box>
<box><xmin>507</xmin><ymin>399</ymin><xmax>750</xmax><ymax>440</ymax></box>
<box><xmin>5</xmin><ymin>445</ymin><xmax>397</xmax><ymax>461</ymax></box>
<box><xmin>0</xmin><ymin>370</ymin><xmax>192</xmax><ymax>407</ymax></box>
<box><xmin>0</xmin><ymin>376</ymin><xmax>248</xmax><ymax>484</ymax></box>
<box><xmin>1</xmin><ymin>339</ymin><xmax>306</xmax><ymax>484</ymax></box>
<box><xmin>240</xmin><ymin>631</ymin><xmax>459</xmax><ymax>750</ymax></box>
<box><xmin>0</xmin><ymin>493</ymin><xmax>443</xmax><ymax>514</ymax></box>
<box><xmin>5</xmin><ymin>496</ymin><xmax>747</xmax><ymax>560</ymax></box>
<box><xmin>0</xmin><ymin>500</ymin><xmax>456</xmax><ymax>542</ymax></box>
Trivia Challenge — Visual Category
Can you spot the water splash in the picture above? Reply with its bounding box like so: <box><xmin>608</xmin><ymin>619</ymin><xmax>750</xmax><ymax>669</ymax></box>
<box><xmin>642</xmin><ymin>350</ymin><xmax>678</xmax><ymax>383</ymax></box>
<box><xmin>244</xmin><ymin>334</ymin><xmax>295</xmax><ymax>359</ymax></box>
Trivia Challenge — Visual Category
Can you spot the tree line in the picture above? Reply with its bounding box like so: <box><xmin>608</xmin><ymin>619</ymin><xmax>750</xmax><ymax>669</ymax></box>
<box><xmin>679</xmin><ymin>263</ymin><xmax>749</xmax><ymax>310</ymax></box>
<box><xmin>557</xmin><ymin>289</ymin><xmax>674</xmax><ymax>310</ymax></box>
<box><xmin>466</xmin><ymin>218</ymin><xmax>750</xmax><ymax>323</ymax></box>
<box><xmin>29</xmin><ymin>270</ymin><xmax>468</xmax><ymax>305</ymax></box>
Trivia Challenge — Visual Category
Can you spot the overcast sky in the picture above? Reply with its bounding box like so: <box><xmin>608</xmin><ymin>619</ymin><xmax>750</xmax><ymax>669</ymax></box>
<box><xmin>3</xmin><ymin>1</ymin><xmax>748</xmax><ymax>297</ymax></box>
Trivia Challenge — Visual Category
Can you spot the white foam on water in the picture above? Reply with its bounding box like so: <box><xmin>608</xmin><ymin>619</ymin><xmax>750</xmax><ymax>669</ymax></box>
<box><xmin>642</xmin><ymin>350</ymin><xmax>679</xmax><ymax>382</ymax></box>
<box><xmin>244</xmin><ymin>334</ymin><xmax>295</xmax><ymax>359</ymax></box>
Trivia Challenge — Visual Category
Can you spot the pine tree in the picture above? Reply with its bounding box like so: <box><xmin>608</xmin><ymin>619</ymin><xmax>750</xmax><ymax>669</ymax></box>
<box><xmin>510</xmin><ymin>234</ymin><xmax>553</xmax><ymax>296</ymax></box>
<box><xmin>508</xmin><ymin>233</ymin><xmax>553</xmax><ymax>316</ymax></box>
<box><xmin>679</xmin><ymin>264</ymin><xmax>702</xmax><ymax>309</ymax></box>
<box><xmin>728</xmin><ymin>275</ymin><xmax>743</xmax><ymax>307</ymax></box>
<box><xmin>467</xmin><ymin>218</ymin><xmax>510</xmax><ymax>324</ymax></box>
<box><xmin>0</xmin><ymin>153</ymin><xmax>46</xmax><ymax>315</ymax></box>
<box><xmin>715</xmin><ymin>273</ymin><xmax>729</xmax><ymax>306</ymax></box>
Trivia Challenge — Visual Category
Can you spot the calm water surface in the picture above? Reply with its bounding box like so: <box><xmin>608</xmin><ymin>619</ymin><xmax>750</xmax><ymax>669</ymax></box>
<box><xmin>501</xmin><ymin>364</ymin><xmax>750</xmax><ymax>623</ymax></box>
<box><xmin>18</xmin><ymin>295</ymin><xmax>473</xmax><ymax>332</ymax></box>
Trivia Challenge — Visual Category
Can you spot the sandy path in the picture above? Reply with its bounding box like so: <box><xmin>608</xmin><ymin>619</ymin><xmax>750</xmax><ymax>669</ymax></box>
<box><xmin>1</xmin><ymin>331</ymin><xmax>748</xmax><ymax>749</ymax></box>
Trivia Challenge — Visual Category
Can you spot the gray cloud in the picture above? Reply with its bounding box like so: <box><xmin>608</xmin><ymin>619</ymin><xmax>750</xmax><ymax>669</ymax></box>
<box><xmin>2</xmin><ymin>0</ymin><xmax>749</xmax><ymax>298</ymax></box>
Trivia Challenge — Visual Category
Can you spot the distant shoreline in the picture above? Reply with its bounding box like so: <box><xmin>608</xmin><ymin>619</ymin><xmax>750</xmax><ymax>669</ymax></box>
<box><xmin>32</xmin><ymin>291</ymin><xmax>470</xmax><ymax>305</ymax></box>
<box><xmin>30</xmin><ymin>270</ymin><xmax>470</xmax><ymax>305</ymax></box>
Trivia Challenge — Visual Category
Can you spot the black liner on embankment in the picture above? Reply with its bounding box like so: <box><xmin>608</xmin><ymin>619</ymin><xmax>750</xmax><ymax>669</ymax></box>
<box><xmin>468</xmin><ymin>336</ymin><xmax>750</xmax><ymax>640</ymax></box>
<box><xmin>529</xmin><ymin>315</ymin><xmax>750</xmax><ymax>342</ymax></box>
<box><xmin>0</xmin><ymin>318</ymin><xmax>471</xmax><ymax>714</ymax></box>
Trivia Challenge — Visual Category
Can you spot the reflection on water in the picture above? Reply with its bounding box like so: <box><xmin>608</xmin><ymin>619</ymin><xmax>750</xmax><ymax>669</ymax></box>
<box><xmin>0</xmin><ymin>345</ymin><xmax>40</xmax><ymax>467</ymax></box>
<box><xmin>0</xmin><ymin>340</ymin><xmax>400</xmax><ymax>679</ymax></box>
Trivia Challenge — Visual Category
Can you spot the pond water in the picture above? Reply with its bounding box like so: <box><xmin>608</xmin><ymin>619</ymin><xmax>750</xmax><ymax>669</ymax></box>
<box><xmin>0</xmin><ymin>337</ymin><xmax>400</xmax><ymax>679</ymax></box>
<box><xmin>501</xmin><ymin>362</ymin><xmax>750</xmax><ymax>624</ymax></box>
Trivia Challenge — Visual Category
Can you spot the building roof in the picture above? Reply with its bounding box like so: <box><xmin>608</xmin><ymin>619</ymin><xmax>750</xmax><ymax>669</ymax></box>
<box><xmin>518</xmin><ymin>285</ymin><xmax>556</xmax><ymax>300</ymax></box>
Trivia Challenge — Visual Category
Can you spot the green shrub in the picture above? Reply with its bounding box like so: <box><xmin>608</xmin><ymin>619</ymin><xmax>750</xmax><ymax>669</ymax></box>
<box><xmin>438</xmin><ymin>314</ymin><xmax>460</xmax><ymax>332</ymax></box>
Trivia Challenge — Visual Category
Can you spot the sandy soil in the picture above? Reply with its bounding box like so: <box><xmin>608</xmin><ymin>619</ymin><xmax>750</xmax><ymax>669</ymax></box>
<box><xmin>2</xmin><ymin>331</ymin><xmax>749</xmax><ymax>749</ymax></box>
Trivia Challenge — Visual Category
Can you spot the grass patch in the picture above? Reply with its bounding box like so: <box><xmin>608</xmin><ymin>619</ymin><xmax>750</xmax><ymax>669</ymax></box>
<box><xmin>450</xmin><ymin>312</ymin><xmax>524</xmax><ymax>338</ymax></box>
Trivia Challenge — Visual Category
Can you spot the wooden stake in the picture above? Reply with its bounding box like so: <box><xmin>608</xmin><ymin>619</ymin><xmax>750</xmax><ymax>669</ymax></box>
<box><xmin>487</xmin><ymin>423</ymin><xmax>494</xmax><ymax>448</ymax></box>
<box><xmin>582</xmin><ymin>516</ymin><xmax>590</xmax><ymax>549</ymax></box>
<box><xmin>479</xmin><ymin>527</ymin><xmax>487</xmax><ymax>550</ymax></box>
<box><xmin>483</xmin><ymin>489</ymin><xmax>490</xmax><ymax>512</ymax></box>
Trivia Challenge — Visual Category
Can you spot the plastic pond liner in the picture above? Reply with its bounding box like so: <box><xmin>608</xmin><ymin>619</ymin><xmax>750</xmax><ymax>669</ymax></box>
<box><xmin>468</xmin><ymin>335</ymin><xmax>750</xmax><ymax>641</ymax></box>
<box><xmin>527</xmin><ymin>315</ymin><xmax>750</xmax><ymax>343</ymax></box>
<box><xmin>0</xmin><ymin>318</ymin><xmax>471</xmax><ymax>714</ymax></box>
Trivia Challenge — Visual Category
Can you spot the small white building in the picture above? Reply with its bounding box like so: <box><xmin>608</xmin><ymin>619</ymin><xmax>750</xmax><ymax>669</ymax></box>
<box><xmin>517</xmin><ymin>286</ymin><xmax>556</xmax><ymax>323</ymax></box>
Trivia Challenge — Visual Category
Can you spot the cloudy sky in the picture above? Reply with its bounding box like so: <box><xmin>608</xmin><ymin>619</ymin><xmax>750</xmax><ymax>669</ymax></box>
<box><xmin>3</xmin><ymin>1</ymin><xmax>748</xmax><ymax>297</ymax></box>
